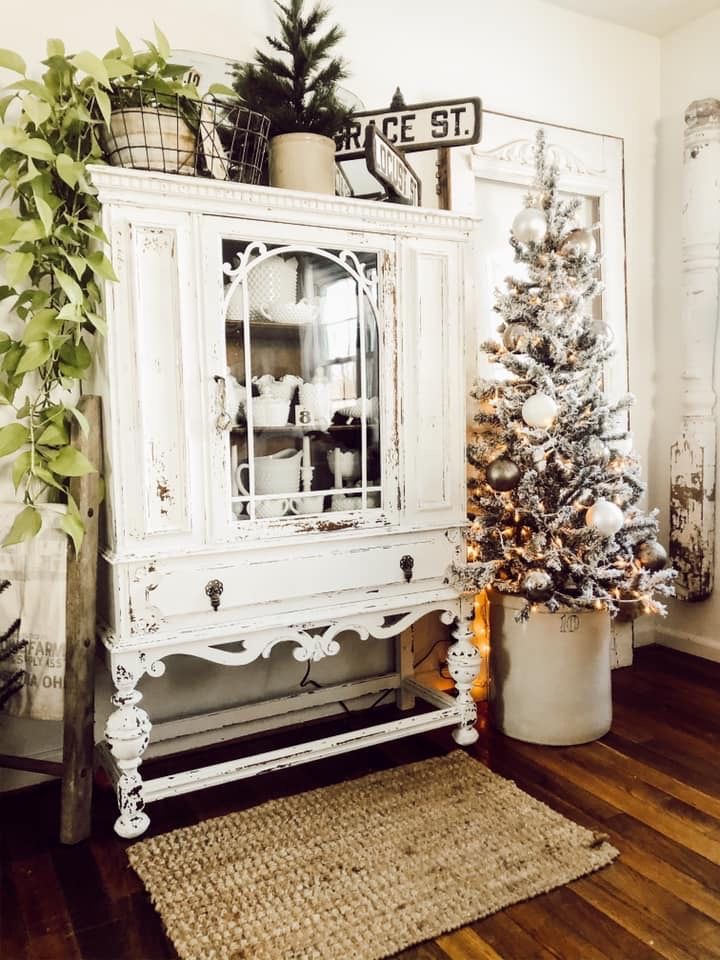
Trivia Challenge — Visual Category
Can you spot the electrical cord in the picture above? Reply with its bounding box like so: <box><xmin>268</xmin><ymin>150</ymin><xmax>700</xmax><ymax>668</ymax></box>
<box><xmin>299</xmin><ymin>659</ymin><xmax>393</xmax><ymax>714</ymax></box>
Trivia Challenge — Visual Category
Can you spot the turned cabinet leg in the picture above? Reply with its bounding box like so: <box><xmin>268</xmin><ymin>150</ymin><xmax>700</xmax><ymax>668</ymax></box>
<box><xmin>447</xmin><ymin>612</ymin><xmax>482</xmax><ymax>746</ymax></box>
<box><xmin>105</xmin><ymin>659</ymin><xmax>152</xmax><ymax>838</ymax></box>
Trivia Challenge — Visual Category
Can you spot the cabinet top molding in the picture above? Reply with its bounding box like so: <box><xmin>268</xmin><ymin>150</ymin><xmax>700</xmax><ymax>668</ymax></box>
<box><xmin>87</xmin><ymin>166</ymin><xmax>478</xmax><ymax>237</ymax></box>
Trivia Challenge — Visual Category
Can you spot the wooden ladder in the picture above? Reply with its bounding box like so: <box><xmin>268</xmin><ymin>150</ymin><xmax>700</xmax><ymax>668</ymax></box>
<box><xmin>0</xmin><ymin>395</ymin><xmax>102</xmax><ymax>844</ymax></box>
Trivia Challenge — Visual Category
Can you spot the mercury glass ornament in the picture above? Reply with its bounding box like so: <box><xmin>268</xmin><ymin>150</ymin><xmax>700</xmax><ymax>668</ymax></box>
<box><xmin>485</xmin><ymin>457</ymin><xmax>521</xmax><ymax>491</ymax></box>
<box><xmin>522</xmin><ymin>569</ymin><xmax>554</xmax><ymax>603</ymax></box>
<box><xmin>502</xmin><ymin>323</ymin><xmax>531</xmax><ymax>351</ymax></box>
<box><xmin>587</xmin><ymin>436</ymin><xmax>610</xmax><ymax>465</ymax></box>
<box><xmin>635</xmin><ymin>539</ymin><xmax>668</xmax><ymax>572</ymax></box>
<box><xmin>586</xmin><ymin>498</ymin><xmax>624</xmax><ymax>537</ymax></box>
<box><xmin>522</xmin><ymin>393</ymin><xmax>558</xmax><ymax>429</ymax></box>
<box><xmin>511</xmin><ymin>207</ymin><xmax>547</xmax><ymax>244</ymax></box>
<box><xmin>590</xmin><ymin>319</ymin><xmax>614</xmax><ymax>343</ymax></box>
<box><xmin>561</xmin><ymin>228</ymin><xmax>596</xmax><ymax>257</ymax></box>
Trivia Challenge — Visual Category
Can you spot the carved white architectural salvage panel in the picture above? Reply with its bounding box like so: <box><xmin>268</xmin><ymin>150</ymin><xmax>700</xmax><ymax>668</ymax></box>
<box><xmin>450</xmin><ymin>110</ymin><xmax>634</xmax><ymax>667</ymax></box>
<box><xmin>669</xmin><ymin>98</ymin><xmax>720</xmax><ymax>600</ymax></box>
<box><xmin>88</xmin><ymin>168</ymin><xmax>481</xmax><ymax>836</ymax></box>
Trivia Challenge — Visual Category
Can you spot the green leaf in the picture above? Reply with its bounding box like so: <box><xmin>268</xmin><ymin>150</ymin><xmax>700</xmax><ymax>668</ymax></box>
<box><xmin>0</xmin><ymin>422</ymin><xmax>29</xmax><ymax>457</ymax></box>
<box><xmin>52</xmin><ymin>267</ymin><xmax>82</xmax><ymax>304</ymax></box>
<box><xmin>11</xmin><ymin>450</ymin><xmax>31</xmax><ymax>490</ymax></box>
<box><xmin>66</xmin><ymin>254</ymin><xmax>87</xmax><ymax>281</ymax></box>
<box><xmin>5</xmin><ymin>251</ymin><xmax>33</xmax><ymax>287</ymax></box>
<box><xmin>86</xmin><ymin>312</ymin><xmax>107</xmax><ymax>335</ymax></box>
<box><xmin>208</xmin><ymin>83</ymin><xmax>236</xmax><ymax>98</ymax></box>
<box><xmin>154</xmin><ymin>24</ymin><xmax>171</xmax><ymax>60</ymax></box>
<box><xmin>102</xmin><ymin>58</ymin><xmax>135</xmax><ymax>79</ymax></box>
<box><xmin>59</xmin><ymin>338</ymin><xmax>91</xmax><ymax>371</ymax></box>
<box><xmin>59</xmin><ymin>503</ymin><xmax>85</xmax><ymax>555</ymax></box>
<box><xmin>94</xmin><ymin>88</ymin><xmax>111</xmax><ymax>128</ymax></box>
<box><xmin>56</xmin><ymin>152</ymin><xmax>80</xmax><ymax>188</ymax></box>
<box><xmin>71</xmin><ymin>51</ymin><xmax>110</xmax><ymax>89</ymax></box>
<box><xmin>0</xmin><ymin>96</ymin><xmax>14</xmax><ymax>122</ymax></box>
<box><xmin>12</xmin><ymin>219</ymin><xmax>44</xmax><ymax>242</ymax></box>
<box><xmin>87</xmin><ymin>251</ymin><xmax>118</xmax><ymax>282</ymax></box>
<box><xmin>0</xmin><ymin>331</ymin><xmax>11</xmax><ymax>354</ymax></box>
<box><xmin>3</xmin><ymin>505</ymin><xmax>42</xmax><ymax>546</ymax></box>
<box><xmin>56</xmin><ymin>303</ymin><xmax>82</xmax><ymax>322</ymax></box>
<box><xmin>46</xmin><ymin>39</ymin><xmax>65</xmax><ymax>58</ymax></box>
<box><xmin>33</xmin><ymin>464</ymin><xmax>66</xmax><ymax>493</ymax></box>
<box><xmin>0</xmin><ymin>215</ymin><xmax>19</xmax><ymax>243</ymax></box>
<box><xmin>115</xmin><ymin>28</ymin><xmax>134</xmax><ymax>61</ymax></box>
<box><xmin>21</xmin><ymin>309</ymin><xmax>59</xmax><ymax>343</ymax></box>
<box><xmin>0</xmin><ymin>49</ymin><xmax>26</xmax><ymax>75</ymax></box>
<box><xmin>15</xmin><ymin>137</ymin><xmax>54</xmax><ymax>161</ymax></box>
<box><xmin>16</xmin><ymin>157</ymin><xmax>41</xmax><ymax>186</ymax></box>
<box><xmin>22</xmin><ymin>97</ymin><xmax>52</xmax><ymax>127</ymax></box>
<box><xmin>6</xmin><ymin>80</ymin><xmax>52</xmax><ymax>102</ymax></box>
<box><xmin>15</xmin><ymin>339</ymin><xmax>50</xmax><ymax>374</ymax></box>
<box><xmin>67</xmin><ymin>404</ymin><xmax>89</xmax><ymax>436</ymax></box>
<box><xmin>37</xmin><ymin>421</ymin><xmax>68</xmax><ymax>446</ymax></box>
<box><xmin>0</xmin><ymin>125</ymin><xmax>25</xmax><ymax>148</ymax></box>
<box><xmin>35</xmin><ymin>195</ymin><xmax>53</xmax><ymax>236</ymax></box>
<box><xmin>48</xmin><ymin>445</ymin><xmax>96</xmax><ymax>477</ymax></box>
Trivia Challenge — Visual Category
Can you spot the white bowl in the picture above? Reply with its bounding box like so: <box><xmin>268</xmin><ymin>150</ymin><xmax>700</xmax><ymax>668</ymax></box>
<box><xmin>251</xmin><ymin>396</ymin><xmax>289</xmax><ymax>426</ymax></box>
<box><xmin>255</xmin><ymin>499</ymin><xmax>289</xmax><ymax>519</ymax></box>
<box><xmin>327</xmin><ymin>448</ymin><xmax>360</xmax><ymax>481</ymax></box>
<box><xmin>261</xmin><ymin>299</ymin><xmax>318</xmax><ymax>325</ymax></box>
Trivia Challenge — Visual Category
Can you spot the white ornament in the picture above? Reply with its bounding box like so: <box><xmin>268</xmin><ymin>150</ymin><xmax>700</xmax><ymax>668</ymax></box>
<box><xmin>522</xmin><ymin>393</ymin><xmax>558</xmax><ymax>429</ymax></box>
<box><xmin>609</xmin><ymin>434</ymin><xmax>633</xmax><ymax>455</ymax></box>
<box><xmin>590</xmin><ymin>319</ymin><xmax>614</xmax><ymax>343</ymax></box>
<box><xmin>511</xmin><ymin>207</ymin><xmax>547</xmax><ymax>244</ymax></box>
<box><xmin>586</xmin><ymin>498</ymin><xmax>624</xmax><ymax>536</ymax></box>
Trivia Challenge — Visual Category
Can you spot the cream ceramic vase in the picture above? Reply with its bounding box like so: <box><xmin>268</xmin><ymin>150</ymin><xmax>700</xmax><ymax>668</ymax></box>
<box><xmin>488</xmin><ymin>589</ymin><xmax>612</xmax><ymax>746</ymax></box>
<box><xmin>269</xmin><ymin>133</ymin><xmax>336</xmax><ymax>194</ymax></box>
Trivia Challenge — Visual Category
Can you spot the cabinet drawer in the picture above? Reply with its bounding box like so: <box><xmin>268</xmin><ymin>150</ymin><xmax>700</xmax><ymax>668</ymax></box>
<box><xmin>127</xmin><ymin>533</ymin><xmax>455</xmax><ymax>630</ymax></box>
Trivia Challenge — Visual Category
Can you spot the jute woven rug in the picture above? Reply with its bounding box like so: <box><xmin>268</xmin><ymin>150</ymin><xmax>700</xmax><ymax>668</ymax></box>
<box><xmin>128</xmin><ymin>751</ymin><xmax>618</xmax><ymax>960</ymax></box>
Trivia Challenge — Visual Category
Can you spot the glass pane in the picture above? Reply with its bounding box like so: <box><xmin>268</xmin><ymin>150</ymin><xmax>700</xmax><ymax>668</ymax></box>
<box><xmin>222</xmin><ymin>241</ymin><xmax>381</xmax><ymax>523</ymax></box>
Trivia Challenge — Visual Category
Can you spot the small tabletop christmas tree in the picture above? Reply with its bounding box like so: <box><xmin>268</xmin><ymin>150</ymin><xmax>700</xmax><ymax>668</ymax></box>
<box><xmin>232</xmin><ymin>0</ymin><xmax>352</xmax><ymax>138</ymax></box>
<box><xmin>457</xmin><ymin>130</ymin><xmax>675</xmax><ymax>620</ymax></box>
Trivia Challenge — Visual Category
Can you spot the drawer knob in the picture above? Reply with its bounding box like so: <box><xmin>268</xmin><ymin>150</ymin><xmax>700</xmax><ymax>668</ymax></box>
<box><xmin>205</xmin><ymin>579</ymin><xmax>224</xmax><ymax>611</ymax></box>
<box><xmin>400</xmin><ymin>555</ymin><xmax>414</xmax><ymax>583</ymax></box>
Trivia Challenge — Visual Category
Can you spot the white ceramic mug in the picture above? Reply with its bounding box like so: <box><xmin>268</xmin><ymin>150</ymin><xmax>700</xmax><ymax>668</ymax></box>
<box><xmin>254</xmin><ymin>499</ymin><xmax>289</xmax><ymax>519</ymax></box>
<box><xmin>288</xmin><ymin>494</ymin><xmax>325</xmax><ymax>515</ymax></box>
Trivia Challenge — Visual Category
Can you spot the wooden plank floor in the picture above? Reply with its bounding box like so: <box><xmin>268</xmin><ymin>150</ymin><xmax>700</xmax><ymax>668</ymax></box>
<box><xmin>2</xmin><ymin>644</ymin><xmax>720</xmax><ymax>959</ymax></box>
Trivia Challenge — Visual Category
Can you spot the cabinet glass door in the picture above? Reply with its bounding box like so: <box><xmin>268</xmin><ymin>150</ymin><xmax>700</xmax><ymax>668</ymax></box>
<box><xmin>222</xmin><ymin>240</ymin><xmax>382</xmax><ymax>523</ymax></box>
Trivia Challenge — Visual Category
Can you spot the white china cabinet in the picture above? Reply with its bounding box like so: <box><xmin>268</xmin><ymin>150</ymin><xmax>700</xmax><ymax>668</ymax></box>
<box><xmin>88</xmin><ymin>166</ymin><xmax>481</xmax><ymax>838</ymax></box>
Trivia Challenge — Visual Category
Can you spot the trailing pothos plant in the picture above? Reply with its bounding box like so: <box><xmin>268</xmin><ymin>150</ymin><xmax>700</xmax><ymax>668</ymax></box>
<box><xmin>0</xmin><ymin>26</ymin><xmax>198</xmax><ymax>551</ymax></box>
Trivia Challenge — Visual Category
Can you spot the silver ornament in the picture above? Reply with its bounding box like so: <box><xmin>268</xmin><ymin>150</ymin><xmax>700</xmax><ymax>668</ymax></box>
<box><xmin>522</xmin><ymin>393</ymin><xmax>558</xmax><ymax>429</ymax></box>
<box><xmin>502</xmin><ymin>323</ymin><xmax>531</xmax><ymax>351</ymax></box>
<box><xmin>486</xmin><ymin>457</ymin><xmax>521</xmax><ymax>492</ymax></box>
<box><xmin>511</xmin><ymin>207</ymin><xmax>547</xmax><ymax>245</ymax></box>
<box><xmin>586</xmin><ymin>498</ymin><xmax>624</xmax><ymax>537</ymax></box>
<box><xmin>590</xmin><ymin>319</ymin><xmax>614</xmax><ymax>343</ymax></box>
<box><xmin>562</xmin><ymin>228</ymin><xmax>596</xmax><ymax>257</ymax></box>
<box><xmin>522</xmin><ymin>569</ymin><xmax>554</xmax><ymax>603</ymax></box>
<box><xmin>635</xmin><ymin>539</ymin><xmax>668</xmax><ymax>572</ymax></box>
<box><xmin>587</xmin><ymin>436</ymin><xmax>610</xmax><ymax>465</ymax></box>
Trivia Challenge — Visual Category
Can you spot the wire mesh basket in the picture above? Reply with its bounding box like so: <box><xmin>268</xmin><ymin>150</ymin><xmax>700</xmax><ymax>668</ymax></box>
<box><xmin>195</xmin><ymin>97</ymin><xmax>270</xmax><ymax>184</ymax></box>
<box><xmin>101</xmin><ymin>93</ymin><xmax>199</xmax><ymax>175</ymax></box>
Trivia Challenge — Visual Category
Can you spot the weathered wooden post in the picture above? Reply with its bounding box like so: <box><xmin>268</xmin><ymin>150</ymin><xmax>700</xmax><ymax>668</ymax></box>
<box><xmin>669</xmin><ymin>99</ymin><xmax>720</xmax><ymax>600</ymax></box>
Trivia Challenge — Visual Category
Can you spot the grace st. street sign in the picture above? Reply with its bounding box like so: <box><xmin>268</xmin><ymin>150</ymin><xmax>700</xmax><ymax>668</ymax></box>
<box><xmin>336</xmin><ymin>96</ymin><xmax>482</xmax><ymax>161</ymax></box>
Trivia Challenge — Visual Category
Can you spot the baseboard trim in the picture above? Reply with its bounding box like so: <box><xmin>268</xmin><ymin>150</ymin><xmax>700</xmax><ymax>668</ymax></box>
<box><xmin>654</xmin><ymin>627</ymin><xmax>720</xmax><ymax>663</ymax></box>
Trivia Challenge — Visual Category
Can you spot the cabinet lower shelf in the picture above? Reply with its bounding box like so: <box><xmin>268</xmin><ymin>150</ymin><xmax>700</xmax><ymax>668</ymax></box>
<box><xmin>96</xmin><ymin>679</ymin><xmax>462</xmax><ymax>809</ymax></box>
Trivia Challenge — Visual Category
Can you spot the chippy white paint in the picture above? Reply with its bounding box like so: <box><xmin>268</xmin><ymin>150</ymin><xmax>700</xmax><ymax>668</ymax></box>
<box><xmin>668</xmin><ymin>99</ymin><xmax>720</xmax><ymax>601</ymax></box>
<box><xmin>89</xmin><ymin>168</ymin><xmax>481</xmax><ymax>837</ymax></box>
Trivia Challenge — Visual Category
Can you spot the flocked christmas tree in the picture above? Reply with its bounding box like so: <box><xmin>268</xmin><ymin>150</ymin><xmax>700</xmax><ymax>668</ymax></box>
<box><xmin>456</xmin><ymin>130</ymin><xmax>675</xmax><ymax>620</ymax></box>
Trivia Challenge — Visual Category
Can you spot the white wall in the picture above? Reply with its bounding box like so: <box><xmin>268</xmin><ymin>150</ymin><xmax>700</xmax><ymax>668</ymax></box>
<box><xmin>0</xmin><ymin>0</ymin><xmax>662</xmax><ymax>778</ymax></box>
<box><xmin>650</xmin><ymin>8</ymin><xmax>720</xmax><ymax>659</ymax></box>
